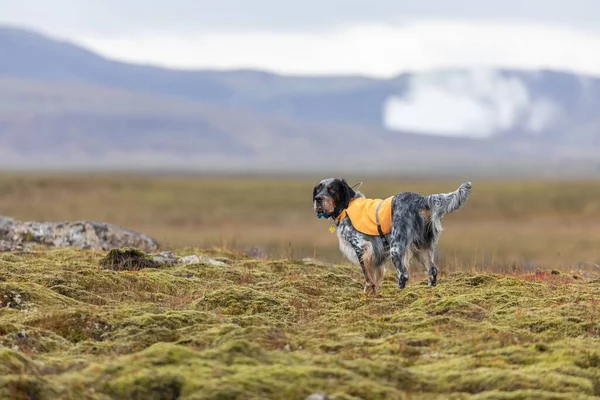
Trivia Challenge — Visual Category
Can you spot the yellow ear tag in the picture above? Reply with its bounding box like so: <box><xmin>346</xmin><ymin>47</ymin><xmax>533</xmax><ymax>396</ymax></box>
<box><xmin>329</xmin><ymin>225</ymin><xmax>336</xmax><ymax>233</ymax></box>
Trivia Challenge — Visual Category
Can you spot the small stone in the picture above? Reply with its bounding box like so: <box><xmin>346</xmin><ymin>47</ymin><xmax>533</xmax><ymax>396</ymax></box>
<box><xmin>177</xmin><ymin>254</ymin><xmax>227</xmax><ymax>266</ymax></box>
<box><xmin>283</xmin><ymin>344</ymin><xmax>291</xmax><ymax>352</ymax></box>
<box><xmin>305</xmin><ymin>393</ymin><xmax>330</xmax><ymax>400</ymax></box>
<box><xmin>151</xmin><ymin>251</ymin><xmax>178</xmax><ymax>266</ymax></box>
<box><xmin>198</xmin><ymin>256</ymin><xmax>227</xmax><ymax>267</ymax></box>
<box><xmin>178</xmin><ymin>255</ymin><xmax>202</xmax><ymax>264</ymax></box>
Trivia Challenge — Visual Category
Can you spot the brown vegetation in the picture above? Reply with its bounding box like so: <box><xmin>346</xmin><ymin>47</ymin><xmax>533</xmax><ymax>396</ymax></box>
<box><xmin>1</xmin><ymin>173</ymin><xmax>599</xmax><ymax>272</ymax></box>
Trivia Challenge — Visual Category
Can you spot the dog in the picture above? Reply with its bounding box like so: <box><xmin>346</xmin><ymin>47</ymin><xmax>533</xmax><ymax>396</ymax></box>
<box><xmin>312</xmin><ymin>178</ymin><xmax>471</xmax><ymax>295</ymax></box>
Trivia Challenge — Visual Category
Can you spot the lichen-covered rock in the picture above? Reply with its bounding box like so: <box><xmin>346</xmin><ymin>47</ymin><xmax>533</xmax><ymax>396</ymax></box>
<box><xmin>0</xmin><ymin>216</ymin><xmax>158</xmax><ymax>252</ymax></box>
<box><xmin>0</xmin><ymin>240</ymin><xmax>26</xmax><ymax>252</ymax></box>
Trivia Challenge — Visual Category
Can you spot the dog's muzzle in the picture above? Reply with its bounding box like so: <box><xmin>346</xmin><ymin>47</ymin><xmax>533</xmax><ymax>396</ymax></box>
<box><xmin>314</xmin><ymin>197</ymin><xmax>330</xmax><ymax>218</ymax></box>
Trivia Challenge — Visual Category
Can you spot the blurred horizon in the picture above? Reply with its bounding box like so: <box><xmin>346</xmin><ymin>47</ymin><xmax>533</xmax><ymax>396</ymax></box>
<box><xmin>1</xmin><ymin>1</ymin><xmax>599</xmax><ymax>176</ymax></box>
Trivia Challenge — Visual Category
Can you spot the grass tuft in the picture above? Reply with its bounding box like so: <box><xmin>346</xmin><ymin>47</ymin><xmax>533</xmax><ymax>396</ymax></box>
<box><xmin>99</xmin><ymin>247</ymin><xmax>158</xmax><ymax>271</ymax></box>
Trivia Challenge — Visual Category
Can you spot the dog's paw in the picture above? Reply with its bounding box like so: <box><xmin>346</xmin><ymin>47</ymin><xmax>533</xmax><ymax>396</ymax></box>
<box><xmin>398</xmin><ymin>277</ymin><xmax>408</xmax><ymax>289</ymax></box>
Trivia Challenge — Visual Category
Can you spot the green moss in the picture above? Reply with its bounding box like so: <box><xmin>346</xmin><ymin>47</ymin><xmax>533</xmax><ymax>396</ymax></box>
<box><xmin>1</xmin><ymin>248</ymin><xmax>600</xmax><ymax>399</ymax></box>
<box><xmin>105</xmin><ymin>370</ymin><xmax>184</xmax><ymax>400</ymax></box>
<box><xmin>0</xmin><ymin>375</ymin><xmax>55</xmax><ymax>400</ymax></box>
<box><xmin>0</xmin><ymin>282</ymin><xmax>80</xmax><ymax>310</ymax></box>
<box><xmin>193</xmin><ymin>287</ymin><xmax>293</xmax><ymax>322</ymax></box>
<box><xmin>470</xmin><ymin>389</ymin><xmax>591</xmax><ymax>399</ymax></box>
<box><xmin>0</xmin><ymin>348</ymin><xmax>37</xmax><ymax>375</ymax></box>
<box><xmin>0</xmin><ymin>326</ymin><xmax>71</xmax><ymax>354</ymax></box>
<box><xmin>24</xmin><ymin>308</ymin><xmax>111</xmax><ymax>343</ymax></box>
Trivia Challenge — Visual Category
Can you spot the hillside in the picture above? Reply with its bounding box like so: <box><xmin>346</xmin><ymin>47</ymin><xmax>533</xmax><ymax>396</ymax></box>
<box><xmin>1</xmin><ymin>246</ymin><xmax>599</xmax><ymax>399</ymax></box>
<box><xmin>1</xmin><ymin>25</ymin><xmax>600</xmax><ymax>173</ymax></box>
<box><xmin>0</xmin><ymin>77</ymin><xmax>497</xmax><ymax>172</ymax></box>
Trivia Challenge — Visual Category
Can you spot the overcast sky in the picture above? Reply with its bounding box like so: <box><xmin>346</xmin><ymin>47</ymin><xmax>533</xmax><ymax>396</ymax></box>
<box><xmin>2</xmin><ymin>0</ymin><xmax>600</xmax><ymax>77</ymax></box>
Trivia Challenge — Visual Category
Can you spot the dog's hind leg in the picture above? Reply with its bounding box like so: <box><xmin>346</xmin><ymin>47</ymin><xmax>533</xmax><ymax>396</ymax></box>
<box><xmin>417</xmin><ymin>248</ymin><xmax>438</xmax><ymax>287</ymax></box>
<box><xmin>390</xmin><ymin>195</ymin><xmax>424</xmax><ymax>289</ymax></box>
<box><xmin>390</xmin><ymin>242</ymin><xmax>412</xmax><ymax>289</ymax></box>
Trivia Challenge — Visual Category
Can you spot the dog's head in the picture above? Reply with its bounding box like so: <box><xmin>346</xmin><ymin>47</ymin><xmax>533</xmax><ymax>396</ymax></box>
<box><xmin>312</xmin><ymin>178</ymin><xmax>356</xmax><ymax>218</ymax></box>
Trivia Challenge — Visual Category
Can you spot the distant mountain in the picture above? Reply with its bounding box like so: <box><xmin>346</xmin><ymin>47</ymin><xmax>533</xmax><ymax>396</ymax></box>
<box><xmin>1</xmin><ymin>25</ymin><xmax>599</xmax><ymax>174</ymax></box>
<box><xmin>0</xmin><ymin>26</ymin><xmax>391</xmax><ymax>127</ymax></box>
<box><xmin>0</xmin><ymin>77</ymin><xmax>497</xmax><ymax>172</ymax></box>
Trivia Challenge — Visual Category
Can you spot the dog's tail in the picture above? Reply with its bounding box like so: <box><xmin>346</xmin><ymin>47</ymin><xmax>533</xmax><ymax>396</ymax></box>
<box><xmin>424</xmin><ymin>181</ymin><xmax>472</xmax><ymax>234</ymax></box>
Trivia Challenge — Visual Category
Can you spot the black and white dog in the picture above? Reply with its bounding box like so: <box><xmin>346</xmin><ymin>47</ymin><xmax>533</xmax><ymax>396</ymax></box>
<box><xmin>312</xmin><ymin>179</ymin><xmax>471</xmax><ymax>295</ymax></box>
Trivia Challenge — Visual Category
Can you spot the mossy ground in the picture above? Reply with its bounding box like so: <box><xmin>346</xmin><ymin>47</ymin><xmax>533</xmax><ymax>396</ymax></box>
<box><xmin>1</xmin><ymin>247</ymin><xmax>599</xmax><ymax>399</ymax></box>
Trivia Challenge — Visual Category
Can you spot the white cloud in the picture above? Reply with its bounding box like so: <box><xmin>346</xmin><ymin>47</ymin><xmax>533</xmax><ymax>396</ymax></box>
<box><xmin>383</xmin><ymin>69</ymin><xmax>563</xmax><ymax>138</ymax></box>
<box><xmin>75</xmin><ymin>20</ymin><xmax>600</xmax><ymax>78</ymax></box>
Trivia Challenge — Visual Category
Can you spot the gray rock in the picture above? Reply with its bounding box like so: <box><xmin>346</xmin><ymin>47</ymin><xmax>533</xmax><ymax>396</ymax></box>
<box><xmin>0</xmin><ymin>216</ymin><xmax>158</xmax><ymax>252</ymax></box>
<box><xmin>177</xmin><ymin>254</ymin><xmax>227</xmax><ymax>267</ymax></box>
<box><xmin>151</xmin><ymin>251</ymin><xmax>179</xmax><ymax>266</ymax></box>
<box><xmin>196</xmin><ymin>256</ymin><xmax>228</xmax><ymax>267</ymax></box>
<box><xmin>178</xmin><ymin>255</ymin><xmax>202</xmax><ymax>265</ymax></box>
<box><xmin>0</xmin><ymin>239</ymin><xmax>26</xmax><ymax>252</ymax></box>
<box><xmin>0</xmin><ymin>216</ymin><xmax>14</xmax><ymax>238</ymax></box>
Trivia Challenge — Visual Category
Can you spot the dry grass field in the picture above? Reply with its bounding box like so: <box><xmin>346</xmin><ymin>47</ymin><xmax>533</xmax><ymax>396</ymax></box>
<box><xmin>1</xmin><ymin>172</ymin><xmax>600</xmax><ymax>399</ymax></box>
<box><xmin>1</xmin><ymin>172</ymin><xmax>600</xmax><ymax>273</ymax></box>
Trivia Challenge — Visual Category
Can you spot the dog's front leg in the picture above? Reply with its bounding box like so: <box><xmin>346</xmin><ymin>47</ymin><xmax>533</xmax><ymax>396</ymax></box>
<box><xmin>351</xmin><ymin>245</ymin><xmax>375</xmax><ymax>295</ymax></box>
<box><xmin>356</xmin><ymin>254</ymin><xmax>376</xmax><ymax>296</ymax></box>
<box><xmin>359</xmin><ymin>260</ymin><xmax>376</xmax><ymax>295</ymax></box>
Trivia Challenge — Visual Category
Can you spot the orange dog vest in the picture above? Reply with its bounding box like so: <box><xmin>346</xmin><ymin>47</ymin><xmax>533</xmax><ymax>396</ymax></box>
<box><xmin>336</xmin><ymin>196</ymin><xmax>394</xmax><ymax>236</ymax></box>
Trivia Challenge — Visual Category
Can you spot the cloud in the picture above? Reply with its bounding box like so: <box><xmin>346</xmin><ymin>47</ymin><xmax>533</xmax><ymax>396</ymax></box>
<box><xmin>72</xmin><ymin>20</ymin><xmax>600</xmax><ymax>79</ymax></box>
<box><xmin>383</xmin><ymin>69</ymin><xmax>563</xmax><ymax>138</ymax></box>
<box><xmin>2</xmin><ymin>0</ymin><xmax>600</xmax><ymax>36</ymax></box>
<box><xmin>2</xmin><ymin>1</ymin><xmax>600</xmax><ymax>79</ymax></box>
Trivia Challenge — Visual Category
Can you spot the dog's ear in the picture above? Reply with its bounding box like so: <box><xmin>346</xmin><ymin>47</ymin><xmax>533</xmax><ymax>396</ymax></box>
<box><xmin>336</xmin><ymin>179</ymin><xmax>356</xmax><ymax>209</ymax></box>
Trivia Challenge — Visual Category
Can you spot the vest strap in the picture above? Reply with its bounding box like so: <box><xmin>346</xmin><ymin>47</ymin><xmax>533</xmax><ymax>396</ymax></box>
<box><xmin>375</xmin><ymin>201</ymin><xmax>391</xmax><ymax>253</ymax></box>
